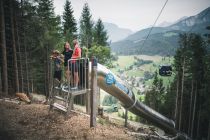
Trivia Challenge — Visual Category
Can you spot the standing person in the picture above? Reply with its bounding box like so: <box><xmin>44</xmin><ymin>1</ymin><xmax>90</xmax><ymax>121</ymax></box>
<box><xmin>50</xmin><ymin>50</ymin><xmax>64</xmax><ymax>83</ymax></box>
<box><xmin>62</xmin><ymin>42</ymin><xmax>73</xmax><ymax>82</ymax></box>
<box><xmin>71</xmin><ymin>39</ymin><xmax>81</xmax><ymax>89</ymax></box>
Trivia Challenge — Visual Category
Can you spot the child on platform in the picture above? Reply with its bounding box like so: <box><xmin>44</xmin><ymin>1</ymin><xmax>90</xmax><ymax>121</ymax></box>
<box><xmin>50</xmin><ymin>50</ymin><xmax>64</xmax><ymax>83</ymax></box>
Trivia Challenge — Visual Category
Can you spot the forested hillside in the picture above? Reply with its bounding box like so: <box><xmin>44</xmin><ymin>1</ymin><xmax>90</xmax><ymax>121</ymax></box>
<box><xmin>0</xmin><ymin>0</ymin><xmax>61</xmax><ymax>97</ymax></box>
<box><xmin>0</xmin><ymin>0</ymin><xmax>110</xmax><ymax>96</ymax></box>
<box><xmin>111</xmin><ymin>7</ymin><xmax>210</xmax><ymax>55</ymax></box>
<box><xmin>143</xmin><ymin>32</ymin><xmax>210</xmax><ymax>139</ymax></box>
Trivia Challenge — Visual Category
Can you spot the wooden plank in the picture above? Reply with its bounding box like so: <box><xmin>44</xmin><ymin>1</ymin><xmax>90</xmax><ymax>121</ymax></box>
<box><xmin>72</xmin><ymin>89</ymin><xmax>87</xmax><ymax>96</ymax></box>
<box><xmin>53</xmin><ymin>103</ymin><xmax>67</xmax><ymax>112</ymax></box>
<box><xmin>54</xmin><ymin>96</ymin><xmax>66</xmax><ymax>102</ymax></box>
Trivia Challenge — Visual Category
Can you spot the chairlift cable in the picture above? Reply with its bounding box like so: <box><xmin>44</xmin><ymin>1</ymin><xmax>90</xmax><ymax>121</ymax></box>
<box><xmin>141</xmin><ymin>0</ymin><xmax>169</xmax><ymax>52</ymax></box>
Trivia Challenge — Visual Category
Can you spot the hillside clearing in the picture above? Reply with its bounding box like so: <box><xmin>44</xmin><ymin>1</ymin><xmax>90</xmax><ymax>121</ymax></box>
<box><xmin>0</xmin><ymin>101</ymin><xmax>136</xmax><ymax>140</ymax></box>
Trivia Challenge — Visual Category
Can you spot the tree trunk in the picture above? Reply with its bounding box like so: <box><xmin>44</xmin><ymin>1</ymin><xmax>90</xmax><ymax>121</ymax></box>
<box><xmin>0</xmin><ymin>0</ymin><xmax>8</xmax><ymax>95</ymax></box>
<box><xmin>14</xmin><ymin>1</ymin><xmax>23</xmax><ymax>92</ymax></box>
<box><xmin>179</xmin><ymin>57</ymin><xmax>185</xmax><ymax>131</ymax></box>
<box><xmin>46</xmin><ymin>45</ymin><xmax>50</xmax><ymax>97</ymax></box>
<box><xmin>0</xmin><ymin>67</ymin><xmax>2</xmax><ymax>94</ymax></box>
<box><xmin>44</xmin><ymin>56</ymin><xmax>47</xmax><ymax>96</ymax></box>
<box><xmin>44</xmin><ymin>45</ymin><xmax>49</xmax><ymax>97</ymax></box>
<box><xmin>47</xmin><ymin>44</ymin><xmax>50</xmax><ymax>97</ymax></box>
<box><xmin>191</xmin><ymin>82</ymin><xmax>198</xmax><ymax>138</ymax></box>
<box><xmin>31</xmin><ymin>79</ymin><xmax>34</xmax><ymax>93</ymax></box>
<box><xmin>207</xmin><ymin>120</ymin><xmax>210</xmax><ymax>140</ymax></box>
<box><xmin>196</xmin><ymin>105</ymin><xmax>201</xmax><ymax>139</ymax></box>
<box><xmin>174</xmin><ymin>75</ymin><xmax>180</xmax><ymax>129</ymax></box>
<box><xmin>188</xmin><ymin>79</ymin><xmax>194</xmax><ymax>135</ymax></box>
<box><xmin>10</xmin><ymin>0</ymin><xmax>19</xmax><ymax>93</ymax></box>
<box><xmin>49</xmin><ymin>60</ymin><xmax>54</xmax><ymax>99</ymax></box>
<box><xmin>24</xmin><ymin>33</ymin><xmax>29</xmax><ymax>94</ymax></box>
<box><xmin>19</xmin><ymin>0</ymin><xmax>24</xmax><ymax>92</ymax></box>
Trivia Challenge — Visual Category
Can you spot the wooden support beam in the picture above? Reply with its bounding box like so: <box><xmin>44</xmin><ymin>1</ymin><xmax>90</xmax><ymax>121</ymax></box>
<box><xmin>97</xmin><ymin>87</ymin><xmax>100</xmax><ymax>115</ymax></box>
<box><xmin>85</xmin><ymin>59</ymin><xmax>91</xmax><ymax>114</ymax></box>
<box><xmin>124</xmin><ymin>109</ymin><xmax>128</xmax><ymax>127</ymax></box>
<box><xmin>90</xmin><ymin>57</ymin><xmax>97</xmax><ymax>127</ymax></box>
<box><xmin>86</xmin><ymin>89</ymin><xmax>91</xmax><ymax>114</ymax></box>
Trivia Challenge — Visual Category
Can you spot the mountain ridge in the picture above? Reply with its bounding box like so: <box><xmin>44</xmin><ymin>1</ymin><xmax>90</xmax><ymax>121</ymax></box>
<box><xmin>111</xmin><ymin>7</ymin><xmax>210</xmax><ymax>56</ymax></box>
<box><xmin>104</xmin><ymin>22</ymin><xmax>133</xmax><ymax>42</ymax></box>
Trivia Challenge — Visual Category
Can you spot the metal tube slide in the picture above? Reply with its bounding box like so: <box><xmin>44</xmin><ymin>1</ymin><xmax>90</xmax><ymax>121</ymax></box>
<box><xmin>97</xmin><ymin>63</ymin><xmax>177</xmax><ymax>135</ymax></box>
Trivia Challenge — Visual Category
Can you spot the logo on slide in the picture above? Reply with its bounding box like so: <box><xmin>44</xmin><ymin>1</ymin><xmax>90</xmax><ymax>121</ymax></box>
<box><xmin>105</xmin><ymin>73</ymin><xmax>115</xmax><ymax>85</ymax></box>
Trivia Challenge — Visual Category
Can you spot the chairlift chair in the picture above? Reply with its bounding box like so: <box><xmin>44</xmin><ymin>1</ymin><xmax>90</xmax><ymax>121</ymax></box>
<box><xmin>159</xmin><ymin>65</ymin><xmax>172</xmax><ymax>76</ymax></box>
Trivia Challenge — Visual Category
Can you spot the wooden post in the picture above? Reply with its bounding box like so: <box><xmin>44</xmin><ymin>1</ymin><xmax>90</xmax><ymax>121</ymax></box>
<box><xmin>125</xmin><ymin>109</ymin><xmax>128</xmax><ymax>127</ymax></box>
<box><xmin>86</xmin><ymin>58</ymin><xmax>91</xmax><ymax>114</ymax></box>
<box><xmin>98</xmin><ymin>87</ymin><xmax>100</xmax><ymax>107</ymax></box>
<box><xmin>97</xmin><ymin>87</ymin><xmax>100</xmax><ymax>115</ymax></box>
<box><xmin>90</xmin><ymin>57</ymin><xmax>97</xmax><ymax>127</ymax></box>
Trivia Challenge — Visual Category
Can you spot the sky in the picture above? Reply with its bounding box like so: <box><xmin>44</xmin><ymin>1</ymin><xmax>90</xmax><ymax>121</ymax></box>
<box><xmin>53</xmin><ymin>0</ymin><xmax>210</xmax><ymax>31</ymax></box>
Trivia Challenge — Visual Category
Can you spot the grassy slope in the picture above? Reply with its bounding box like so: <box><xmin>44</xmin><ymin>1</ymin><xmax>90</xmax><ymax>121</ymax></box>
<box><xmin>112</xmin><ymin>55</ymin><xmax>174</xmax><ymax>87</ymax></box>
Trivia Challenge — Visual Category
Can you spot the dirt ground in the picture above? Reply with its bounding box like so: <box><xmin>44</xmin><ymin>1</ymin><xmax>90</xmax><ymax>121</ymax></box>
<box><xmin>0</xmin><ymin>101</ymin><xmax>138</xmax><ymax>140</ymax></box>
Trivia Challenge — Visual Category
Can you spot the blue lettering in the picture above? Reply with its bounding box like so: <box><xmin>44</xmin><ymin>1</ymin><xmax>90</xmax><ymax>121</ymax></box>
<box><xmin>105</xmin><ymin>73</ymin><xmax>116</xmax><ymax>85</ymax></box>
<box><xmin>115</xmin><ymin>81</ymin><xmax>128</xmax><ymax>94</ymax></box>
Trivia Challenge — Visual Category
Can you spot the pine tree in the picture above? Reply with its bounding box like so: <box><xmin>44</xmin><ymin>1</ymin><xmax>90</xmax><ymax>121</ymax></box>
<box><xmin>173</xmin><ymin>33</ymin><xmax>190</xmax><ymax>130</ymax></box>
<box><xmin>205</xmin><ymin>25</ymin><xmax>210</xmax><ymax>139</ymax></box>
<box><xmin>79</xmin><ymin>3</ymin><xmax>93</xmax><ymax>49</ymax></box>
<box><xmin>14</xmin><ymin>0</ymin><xmax>24</xmax><ymax>93</ymax></box>
<box><xmin>93</xmin><ymin>18</ymin><xmax>108</xmax><ymax>46</ymax></box>
<box><xmin>88</xmin><ymin>45</ymin><xmax>111</xmax><ymax>66</ymax></box>
<box><xmin>0</xmin><ymin>0</ymin><xmax>62</xmax><ymax>95</ymax></box>
<box><xmin>171</xmin><ymin>33</ymin><xmax>208</xmax><ymax>138</ymax></box>
<box><xmin>0</xmin><ymin>0</ymin><xmax>8</xmax><ymax>95</ymax></box>
<box><xmin>204</xmin><ymin>53</ymin><xmax>210</xmax><ymax>140</ymax></box>
<box><xmin>162</xmin><ymin>84</ymin><xmax>176</xmax><ymax>118</ymax></box>
<box><xmin>144</xmin><ymin>71</ymin><xmax>165</xmax><ymax>111</ymax></box>
<box><xmin>190</xmin><ymin>34</ymin><xmax>206</xmax><ymax>139</ymax></box>
<box><xmin>10</xmin><ymin>0</ymin><xmax>19</xmax><ymax>93</ymax></box>
<box><xmin>89</xmin><ymin>18</ymin><xmax>111</xmax><ymax>66</ymax></box>
<box><xmin>35</xmin><ymin>0</ymin><xmax>61</xmax><ymax>96</ymax></box>
<box><xmin>63</xmin><ymin>0</ymin><xmax>77</xmax><ymax>44</ymax></box>
<box><xmin>20</xmin><ymin>0</ymin><xmax>41</xmax><ymax>94</ymax></box>
<box><xmin>37</xmin><ymin>0</ymin><xmax>54</xmax><ymax>21</ymax></box>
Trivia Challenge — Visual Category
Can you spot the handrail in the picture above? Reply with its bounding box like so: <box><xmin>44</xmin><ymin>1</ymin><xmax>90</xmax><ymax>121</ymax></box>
<box><xmin>67</xmin><ymin>58</ymin><xmax>88</xmax><ymax>91</ymax></box>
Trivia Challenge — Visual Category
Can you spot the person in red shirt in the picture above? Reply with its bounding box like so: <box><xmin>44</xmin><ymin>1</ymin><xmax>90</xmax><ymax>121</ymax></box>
<box><xmin>71</xmin><ymin>39</ymin><xmax>81</xmax><ymax>89</ymax></box>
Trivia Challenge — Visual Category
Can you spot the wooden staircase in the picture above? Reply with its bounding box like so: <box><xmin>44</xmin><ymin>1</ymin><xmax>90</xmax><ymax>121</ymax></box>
<box><xmin>49</xmin><ymin>80</ymin><xmax>88</xmax><ymax>116</ymax></box>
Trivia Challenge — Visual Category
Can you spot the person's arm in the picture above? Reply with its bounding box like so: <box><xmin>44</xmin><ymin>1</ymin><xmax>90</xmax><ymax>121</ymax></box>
<box><xmin>50</xmin><ymin>55</ymin><xmax>56</xmax><ymax>60</ymax></box>
<box><xmin>57</xmin><ymin>56</ymin><xmax>64</xmax><ymax>63</ymax></box>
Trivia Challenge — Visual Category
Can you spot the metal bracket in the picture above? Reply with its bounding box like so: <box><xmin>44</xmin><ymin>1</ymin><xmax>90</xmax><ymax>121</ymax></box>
<box><xmin>125</xmin><ymin>93</ymin><xmax>137</xmax><ymax>110</ymax></box>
